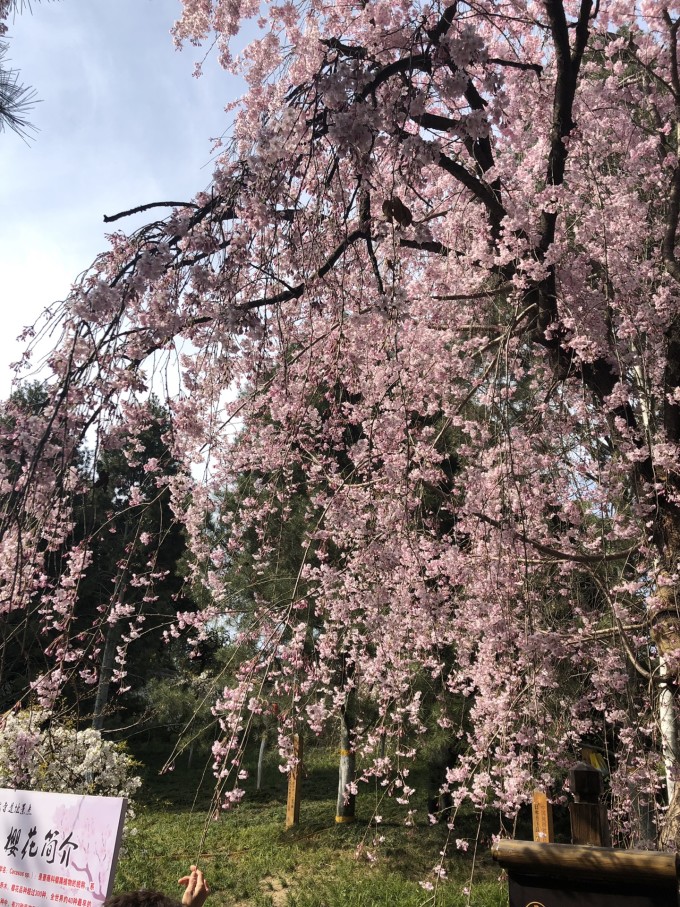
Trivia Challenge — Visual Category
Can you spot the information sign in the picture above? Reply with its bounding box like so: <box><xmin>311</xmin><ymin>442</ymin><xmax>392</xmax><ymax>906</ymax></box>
<box><xmin>0</xmin><ymin>788</ymin><xmax>127</xmax><ymax>907</ymax></box>
<box><xmin>531</xmin><ymin>790</ymin><xmax>553</xmax><ymax>843</ymax></box>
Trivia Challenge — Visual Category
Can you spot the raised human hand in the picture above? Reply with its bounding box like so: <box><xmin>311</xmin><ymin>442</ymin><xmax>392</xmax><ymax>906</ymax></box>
<box><xmin>178</xmin><ymin>866</ymin><xmax>210</xmax><ymax>907</ymax></box>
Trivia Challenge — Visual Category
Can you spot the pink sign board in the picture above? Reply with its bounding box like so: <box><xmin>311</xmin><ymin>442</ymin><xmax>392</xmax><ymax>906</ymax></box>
<box><xmin>0</xmin><ymin>788</ymin><xmax>127</xmax><ymax>907</ymax></box>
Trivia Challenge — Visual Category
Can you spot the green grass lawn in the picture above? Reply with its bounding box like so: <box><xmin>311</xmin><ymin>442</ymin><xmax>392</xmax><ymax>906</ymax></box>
<box><xmin>113</xmin><ymin>740</ymin><xmax>508</xmax><ymax>907</ymax></box>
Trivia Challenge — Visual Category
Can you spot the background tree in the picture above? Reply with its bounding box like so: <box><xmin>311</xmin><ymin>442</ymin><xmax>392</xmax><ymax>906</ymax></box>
<box><xmin>77</xmin><ymin>396</ymin><xmax>194</xmax><ymax>728</ymax></box>
<box><xmin>0</xmin><ymin>0</ymin><xmax>41</xmax><ymax>138</ymax></box>
<box><xmin>0</xmin><ymin>391</ymin><xmax>196</xmax><ymax>730</ymax></box>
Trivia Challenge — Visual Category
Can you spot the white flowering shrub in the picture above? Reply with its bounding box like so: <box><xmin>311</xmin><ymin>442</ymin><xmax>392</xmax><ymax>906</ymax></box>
<box><xmin>0</xmin><ymin>709</ymin><xmax>141</xmax><ymax>801</ymax></box>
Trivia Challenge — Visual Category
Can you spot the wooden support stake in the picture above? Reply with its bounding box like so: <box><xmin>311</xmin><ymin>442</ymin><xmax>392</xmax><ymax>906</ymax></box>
<box><xmin>532</xmin><ymin>789</ymin><xmax>554</xmax><ymax>842</ymax></box>
<box><xmin>285</xmin><ymin>734</ymin><xmax>302</xmax><ymax>829</ymax></box>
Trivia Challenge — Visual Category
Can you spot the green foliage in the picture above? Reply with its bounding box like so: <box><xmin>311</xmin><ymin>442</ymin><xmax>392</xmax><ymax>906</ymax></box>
<box><xmin>135</xmin><ymin>636</ymin><xmax>238</xmax><ymax>750</ymax></box>
<box><xmin>0</xmin><ymin>37</ymin><xmax>37</xmax><ymax>139</ymax></box>
<box><xmin>218</xmin><ymin>463</ymin><xmax>314</xmax><ymax>618</ymax></box>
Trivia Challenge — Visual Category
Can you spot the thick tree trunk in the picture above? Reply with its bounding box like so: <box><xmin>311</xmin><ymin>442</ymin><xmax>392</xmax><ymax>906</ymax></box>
<box><xmin>651</xmin><ymin>574</ymin><xmax>680</xmax><ymax>848</ymax></box>
<box><xmin>336</xmin><ymin>700</ymin><xmax>356</xmax><ymax>823</ymax></box>
<box><xmin>654</xmin><ymin>612</ymin><xmax>680</xmax><ymax>848</ymax></box>
<box><xmin>257</xmin><ymin>728</ymin><xmax>267</xmax><ymax>790</ymax></box>
<box><xmin>92</xmin><ymin>619</ymin><xmax>123</xmax><ymax>731</ymax></box>
<box><xmin>427</xmin><ymin>744</ymin><xmax>455</xmax><ymax>822</ymax></box>
<box><xmin>92</xmin><ymin>570</ymin><xmax>129</xmax><ymax>732</ymax></box>
<box><xmin>658</xmin><ymin>657</ymin><xmax>678</xmax><ymax>804</ymax></box>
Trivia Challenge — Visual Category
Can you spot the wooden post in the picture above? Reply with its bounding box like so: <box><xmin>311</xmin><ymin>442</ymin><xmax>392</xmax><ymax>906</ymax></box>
<box><xmin>285</xmin><ymin>734</ymin><xmax>302</xmax><ymax>829</ymax></box>
<box><xmin>569</xmin><ymin>761</ymin><xmax>611</xmax><ymax>846</ymax></box>
<box><xmin>532</xmin><ymin>789</ymin><xmax>554</xmax><ymax>842</ymax></box>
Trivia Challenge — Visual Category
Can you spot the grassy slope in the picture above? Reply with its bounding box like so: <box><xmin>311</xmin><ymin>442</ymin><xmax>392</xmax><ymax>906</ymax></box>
<box><xmin>114</xmin><ymin>741</ymin><xmax>508</xmax><ymax>907</ymax></box>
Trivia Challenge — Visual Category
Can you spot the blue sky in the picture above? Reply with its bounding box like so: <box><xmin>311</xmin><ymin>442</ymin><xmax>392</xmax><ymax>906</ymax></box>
<box><xmin>0</xmin><ymin>0</ymin><xmax>243</xmax><ymax>395</ymax></box>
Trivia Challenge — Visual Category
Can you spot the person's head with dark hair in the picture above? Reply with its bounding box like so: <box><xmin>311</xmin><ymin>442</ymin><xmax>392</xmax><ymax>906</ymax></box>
<box><xmin>105</xmin><ymin>866</ymin><xmax>209</xmax><ymax>907</ymax></box>
<box><xmin>104</xmin><ymin>891</ymin><xmax>180</xmax><ymax>907</ymax></box>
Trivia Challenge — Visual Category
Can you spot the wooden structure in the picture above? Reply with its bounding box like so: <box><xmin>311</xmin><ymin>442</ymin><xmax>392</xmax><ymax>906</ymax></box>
<box><xmin>493</xmin><ymin>840</ymin><xmax>679</xmax><ymax>907</ymax></box>
<box><xmin>568</xmin><ymin>761</ymin><xmax>611</xmax><ymax>847</ymax></box>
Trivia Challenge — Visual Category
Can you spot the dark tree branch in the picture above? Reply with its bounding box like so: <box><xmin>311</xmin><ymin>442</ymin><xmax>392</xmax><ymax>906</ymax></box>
<box><xmin>103</xmin><ymin>201</ymin><xmax>199</xmax><ymax>224</ymax></box>
<box><xmin>572</xmin><ymin>0</ymin><xmax>593</xmax><ymax>70</ymax></box>
<box><xmin>472</xmin><ymin>512</ymin><xmax>639</xmax><ymax>564</ymax></box>
<box><xmin>426</xmin><ymin>1</ymin><xmax>458</xmax><ymax>44</ymax></box>
<box><xmin>436</xmin><ymin>151</ymin><xmax>505</xmax><ymax>229</ymax></box>
<box><xmin>399</xmin><ymin>238</ymin><xmax>449</xmax><ymax>255</ymax></box>
<box><xmin>533</xmin><ymin>0</ymin><xmax>593</xmax><ymax>372</ymax></box>
<box><xmin>360</xmin><ymin>191</ymin><xmax>385</xmax><ymax>295</ymax></box>
<box><xmin>541</xmin><ymin>0</ymin><xmax>590</xmax><ymax>249</ymax></box>
<box><xmin>663</xmin><ymin>10</ymin><xmax>680</xmax><ymax>99</ymax></box>
<box><xmin>239</xmin><ymin>228</ymin><xmax>368</xmax><ymax>310</ymax></box>
<box><xmin>664</xmin><ymin>319</ymin><xmax>680</xmax><ymax>444</ymax></box>
<box><xmin>433</xmin><ymin>283</ymin><xmax>514</xmax><ymax>300</ymax></box>
<box><xmin>409</xmin><ymin>111</ymin><xmax>460</xmax><ymax>132</ymax></box>
<box><xmin>487</xmin><ymin>57</ymin><xmax>543</xmax><ymax>74</ymax></box>
<box><xmin>321</xmin><ymin>38</ymin><xmax>367</xmax><ymax>60</ymax></box>
<box><xmin>358</xmin><ymin>54</ymin><xmax>432</xmax><ymax>101</ymax></box>
<box><xmin>662</xmin><ymin>165</ymin><xmax>680</xmax><ymax>283</ymax></box>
